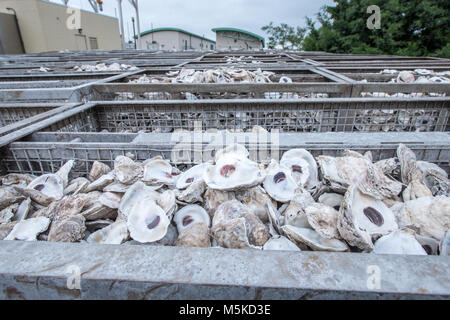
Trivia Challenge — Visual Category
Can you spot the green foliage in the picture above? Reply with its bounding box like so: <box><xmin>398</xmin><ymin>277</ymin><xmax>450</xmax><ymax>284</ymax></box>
<box><xmin>262</xmin><ymin>0</ymin><xmax>450</xmax><ymax>57</ymax></box>
<box><xmin>261</xmin><ymin>22</ymin><xmax>306</xmax><ymax>50</ymax></box>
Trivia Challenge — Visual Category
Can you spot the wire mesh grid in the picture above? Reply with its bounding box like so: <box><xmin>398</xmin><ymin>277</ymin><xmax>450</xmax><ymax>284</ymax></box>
<box><xmin>37</xmin><ymin>99</ymin><xmax>449</xmax><ymax>134</ymax></box>
<box><xmin>2</xmin><ymin>142</ymin><xmax>448</xmax><ymax>178</ymax></box>
<box><xmin>0</xmin><ymin>106</ymin><xmax>55</xmax><ymax>127</ymax></box>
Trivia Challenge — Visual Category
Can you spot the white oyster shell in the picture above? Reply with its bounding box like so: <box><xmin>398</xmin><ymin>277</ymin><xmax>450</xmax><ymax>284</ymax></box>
<box><xmin>305</xmin><ymin>203</ymin><xmax>341</xmax><ymax>239</ymax></box>
<box><xmin>176</xmin><ymin>163</ymin><xmax>209</xmax><ymax>189</ymax></box>
<box><xmin>87</xmin><ymin>220</ymin><xmax>129</xmax><ymax>244</ymax></box>
<box><xmin>262</xmin><ymin>235</ymin><xmax>301</xmax><ymax>251</ymax></box>
<box><xmin>318</xmin><ymin>193</ymin><xmax>344</xmax><ymax>211</ymax></box>
<box><xmin>99</xmin><ymin>192</ymin><xmax>122</xmax><ymax>209</ymax></box>
<box><xmin>127</xmin><ymin>199</ymin><xmax>170</xmax><ymax>243</ymax></box>
<box><xmin>5</xmin><ymin>217</ymin><xmax>50</xmax><ymax>241</ymax></box>
<box><xmin>263</xmin><ymin>160</ymin><xmax>297</xmax><ymax>203</ymax></box>
<box><xmin>280</xmin><ymin>149</ymin><xmax>318</xmax><ymax>191</ymax></box>
<box><xmin>119</xmin><ymin>181</ymin><xmax>160</xmax><ymax>220</ymax></box>
<box><xmin>142</xmin><ymin>157</ymin><xmax>174</xmax><ymax>185</ymax></box>
<box><xmin>373</xmin><ymin>228</ymin><xmax>427</xmax><ymax>255</ymax></box>
<box><xmin>173</xmin><ymin>204</ymin><xmax>210</xmax><ymax>233</ymax></box>
<box><xmin>204</xmin><ymin>147</ymin><xmax>264</xmax><ymax>191</ymax></box>
<box><xmin>338</xmin><ymin>185</ymin><xmax>398</xmax><ymax>250</ymax></box>
<box><xmin>282</xmin><ymin>225</ymin><xmax>349</xmax><ymax>252</ymax></box>
<box><xmin>394</xmin><ymin>196</ymin><xmax>449</xmax><ymax>241</ymax></box>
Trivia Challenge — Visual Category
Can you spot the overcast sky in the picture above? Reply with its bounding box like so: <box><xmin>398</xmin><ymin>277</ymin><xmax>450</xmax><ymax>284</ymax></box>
<box><xmin>50</xmin><ymin>0</ymin><xmax>334</xmax><ymax>42</ymax></box>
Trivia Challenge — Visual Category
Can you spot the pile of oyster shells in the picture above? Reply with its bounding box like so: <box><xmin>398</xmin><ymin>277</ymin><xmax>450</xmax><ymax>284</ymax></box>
<box><xmin>361</xmin><ymin>69</ymin><xmax>449</xmax><ymax>98</ymax></box>
<box><xmin>1</xmin><ymin>144</ymin><xmax>448</xmax><ymax>256</ymax></box>
<box><xmin>73</xmin><ymin>63</ymin><xmax>139</xmax><ymax>72</ymax></box>
<box><xmin>117</xmin><ymin>67</ymin><xmax>328</xmax><ymax>100</ymax></box>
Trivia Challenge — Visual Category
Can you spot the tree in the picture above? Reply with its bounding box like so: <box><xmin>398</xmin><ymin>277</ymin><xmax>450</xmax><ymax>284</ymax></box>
<box><xmin>261</xmin><ymin>0</ymin><xmax>450</xmax><ymax>57</ymax></box>
<box><xmin>261</xmin><ymin>22</ymin><xmax>306</xmax><ymax>50</ymax></box>
<box><xmin>302</xmin><ymin>0</ymin><xmax>450</xmax><ymax>57</ymax></box>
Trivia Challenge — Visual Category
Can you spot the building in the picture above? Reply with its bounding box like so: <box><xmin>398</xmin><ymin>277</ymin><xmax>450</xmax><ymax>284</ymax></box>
<box><xmin>212</xmin><ymin>27</ymin><xmax>264</xmax><ymax>50</ymax></box>
<box><xmin>138</xmin><ymin>27</ymin><xmax>215</xmax><ymax>51</ymax></box>
<box><xmin>0</xmin><ymin>0</ymin><xmax>122</xmax><ymax>53</ymax></box>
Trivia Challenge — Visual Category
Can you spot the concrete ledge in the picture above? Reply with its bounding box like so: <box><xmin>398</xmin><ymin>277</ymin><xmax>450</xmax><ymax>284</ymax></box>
<box><xmin>0</xmin><ymin>241</ymin><xmax>448</xmax><ymax>299</ymax></box>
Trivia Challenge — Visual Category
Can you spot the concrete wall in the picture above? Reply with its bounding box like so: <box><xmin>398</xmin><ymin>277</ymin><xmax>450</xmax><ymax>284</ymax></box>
<box><xmin>0</xmin><ymin>0</ymin><xmax>121</xmax><ymax>53</ymax></box>
<box><xmin>140</xmin><ymin>31</ymin><xmax>215</xmax><ymax>51</ymax></box>
<box><xmin>0</xmin><ymin>12</ymin><xmax>25</xmax><ymax>54</ymax></box>
<box><xmin>216</xmin><ymin>31</ymin><xmax>263</xmax><ymax>50</ymax></box>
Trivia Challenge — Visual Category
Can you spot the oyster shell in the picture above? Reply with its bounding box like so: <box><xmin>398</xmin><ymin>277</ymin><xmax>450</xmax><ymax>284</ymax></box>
<box><xmin>158</xmin><ymin>189</ymin><xmax>177</xmax><ymax>219</ymax></box>
<box><xmin>318</xmin><ymin>193</ymin><xmax>344</xmax><ymax>211</ymax></box>
<box><xmin>305</xmin><ymin>203</ymin><xmax>340</xmax><ymax>239</ymax></box>
<box><xmin>393</xmin><ymin>196</ymin><xmax>449</xmax><ymax>241</ymax></box>
<box><xmin>48</xmin><ymin>214</ymin><xmax>86</xmax><ymax>242</ymax></box>
<box><xmin>176</xmin><ymin>163</ymin><xmax>209</xmax><ymax>189</ymax></box>
<box><xmin>86</xmin><ymin>220</ymin><xmax>129</xmax><ymax>244</ymax></box>
<box><xmin>415</xmin><ymin>234</ymin><xmax>440</xmax><ymax>255</ymax></box>
<box><xmin>99</xmin><ymin>192</ymin><xmax>122</xmax><ymax>209</ymax></box>
<box><xmin>338</xmin><ymin>185</ymin><xmax>398</xmax><ymax>250</ymax></box>
<box><xmin>89</xmin><ymin>161</ymin><xmax>111</xmax><ymax>182</ymax></box>
<box><xmin>262</xmin><ymin>235</ymin><xmax>301</xmax><ymax>251</ymax></box>
<box><xmin>142</xmin><ymin>157</ymin><xmax>175</xmax><ymax>186</ymax></box>
<box><xmin>118</xmin><ymin>181</ymin><xmax>160</xmax><ymax>220</ymax></box>
<box><xmin>126</xmin><ymin>199</ymin><xmax>170</xmax><ymax>243</ymax></box>
<box><xmin>175</xmin><ymin>180</ymin><xmax>206</xmax><ymax>204</ymax></box>
<box><xmin>211</xmin><ymin>217</ymin><xmax>251</xmax><ymax>249</ymax></box>
<box><xmin>373</xmin><ymin>228</ymin><xmax>427</xmax><ymax>255</ymax></box>
<box><xmin>212</xmin><ymin>200</ymin><xmax>270</xmax><ymax>247</ymax></box>
<box><xmin>203</xmin><ymin>188</ymin><xmax>236</xmax><ymax>218</ymax></box>
<box><xmin>397</xmin><ymin>144</ymin><xmax>432</xmax><ymax>201</ymax></box>
<box><xmin>280</xmin><ymin>149</ymin><xmax>318</xmax><ymax>191</ymax></box>
<box><xmin>263</xmin><ymin>160</ymin><xmax>298</xmax><ymax>203</ymax></box>
<box><xmin>416</xmin><ymin>161</ymin><xmax>449</xmax><ymax>196</ymax></box>
<box><xmin>173</xmin><ymin>204</ymin><xmax>210</xmax><ymax>233</ymax></box>
<box><xmin>1</xmin><ymin>174</ymin><xmax>34</xmax><ymax>187</ymax></box>
<box><xmin>0</xmin><ymin>222</ymin><xmax>18</xmax><ymax>240</ymax></box>
<box><xmin>13</xmin><ymin>198</ymin><xmax>32</xmax><ymax>221</ymax></box>
<box><xmin>282</xmin><ymin>225</ymin><xmax>349</xmax><ymax>252</ymax></box>
<box><xmin>204</xmin><ymin>145</ymin><xmax>264</xmax><ymax>191</ymax></box>
<box><xmin>5</xmin><ymin>217</ymin><xmax>50</xmax><ymax>241</ymax></box>
<box><xmin>64</xmin><ymin>177</ymin><xmax>89</xmax><ymax>196</ymax></box>
<box><xmin>235</xmin><ymin>186</ymin><xmax>275</xmax><ymax>223</ymax></box>
<box><xmin>175</xmin><ymin>222</ymin><xmax>211</xmax><ymax>248</ymax></box>
<box><xmin>440</xmin><ymin>230</ymin><xmax>450</xmax><ymax>256</ymax></box>
<box><xmin>114</xmin><ymin>162</ymin><xmax>143</xmax><ymax>185</ymax></box>
<box><xmin>0</xmin><ymin>203</ymin><xmax>19</xmax><ymax>223</ymax></box>
<box><xmin>81</xmin><ymin>192</ymin><xmax>117</xmax><ymax>221</ymax></box>
<box><xmin>85</xmin><ymin>172</ymin><xmax>115</xmax><ymax>192</ymax></box>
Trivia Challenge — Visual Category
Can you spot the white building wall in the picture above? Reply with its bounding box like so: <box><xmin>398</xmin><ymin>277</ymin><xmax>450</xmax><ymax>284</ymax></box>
<box><xmin>216</xmin><ymin>32</ymin><xmax>263</xmax><ymax>50</ymax></box>
<box><xmin>140</xmin><ymin>31</ymin><xmax>215</xmax><ymax>51</ymax></box>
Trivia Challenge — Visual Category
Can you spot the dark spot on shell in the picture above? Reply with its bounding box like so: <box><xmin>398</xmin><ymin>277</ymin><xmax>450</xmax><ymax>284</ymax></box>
<box><xmin>182</xmin><ymin>216</ymin><xmax>193</xmax><ymax>226</ymax></box>
<box><xmin>363</xmin><ymin>207</ymin><xmax>384</xmax><ymax>226</ymax></box>
<box><xmin>186</xmin><ymin>177</ymin><xmax>194</xmax><ymax>184</ymax></box>
<box><xmin>172</xmin><ymin>172</ymin><xmax>180</xmax><ymax>176</ymax></box>
<box><xmin>273</xmin><ymin>172</ymin><xmax>286</xmax><ymax>184</ymax></box>
<box><xmin>292</xmin><ymin>165</ymin><xmax>303</xmax><ymax>173</ymax></box>
<box><xmin>422</xmin><ymin>245</ymin><xmax>432</xmax><ymax>255</ymax></box>
<box><xmin>34</xmin><ymin>184</ymin><xmax>45</xmax><ymax>192</ymax></box>
<box><xmin>165</xmin><ymin>172</ymin><xmax>173</xmax><ymax>179</ymax></box>
<box><xmin>220</xmin><ymin>164</ymin><xmax>236</xmax><ymax>177</ymax></box>
<box><xmin>333</xmin><ymin>205</ymin><xmax>340</xmax><ymax>211</ymax></box>
<box><xmin>146</xmin><ymin>216</ymin><xmax>160</xmax><ymax>229</ymax></box>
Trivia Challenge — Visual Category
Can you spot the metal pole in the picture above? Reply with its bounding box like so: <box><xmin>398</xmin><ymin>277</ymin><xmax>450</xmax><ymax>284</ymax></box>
<box><xmin>132</xmin><ymin>17</ymin><xmax>137</xmax><ymax>50</ymax></box>
<box><xmin>128</xmin><ymin>0</ymin><xmax>141</xmax><ymax>50</ymax></box>
<box><xmin>117</xmin><ymin>0</ymin><xmax>126</xmax><ymax>49</ymax></box>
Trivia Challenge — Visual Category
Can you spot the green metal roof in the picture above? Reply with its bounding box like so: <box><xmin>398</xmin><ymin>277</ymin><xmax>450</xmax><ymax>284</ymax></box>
<box><xmin>139</xmin><ymin>28</ymin><xmax>215</xmax><ymax>43</ymax></box>
<box><xmin>212</xmin><ymin>27</ymin><xmax>265</xmax><ymax>46</ymax></box>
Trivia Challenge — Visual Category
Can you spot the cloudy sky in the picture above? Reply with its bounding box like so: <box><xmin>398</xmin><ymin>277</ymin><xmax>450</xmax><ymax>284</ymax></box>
<box><xmin>50</xmin><ymin>0</ymin><xmax>334</xmax><ymax>42</ymax></box>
